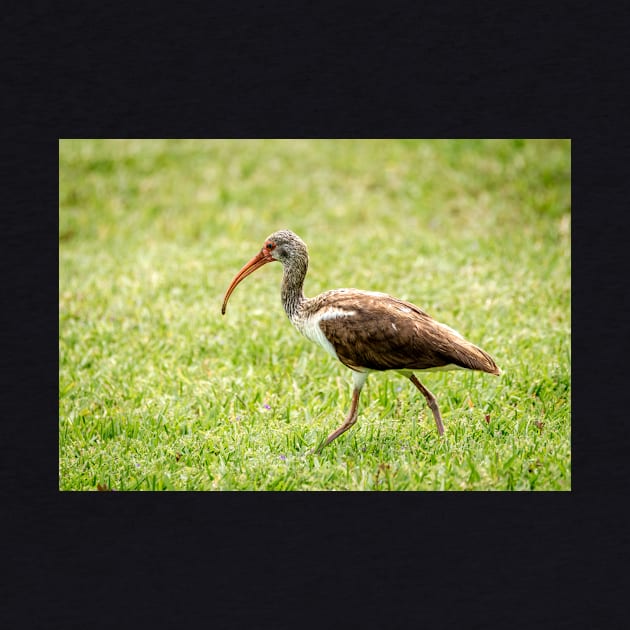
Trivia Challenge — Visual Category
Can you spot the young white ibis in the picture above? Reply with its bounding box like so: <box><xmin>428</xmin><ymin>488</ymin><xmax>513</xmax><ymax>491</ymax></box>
<box><xmin>222</xmin><ymin>230</ymin><xmax>500</xmax><ymax>453</ymax></box>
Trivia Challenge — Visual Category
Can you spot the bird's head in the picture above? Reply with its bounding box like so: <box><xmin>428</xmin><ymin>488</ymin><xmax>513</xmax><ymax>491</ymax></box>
<box><xmin>221</xmin><ymin>230</ymin><xmax>307</xmax><ymax>314</ymax></box>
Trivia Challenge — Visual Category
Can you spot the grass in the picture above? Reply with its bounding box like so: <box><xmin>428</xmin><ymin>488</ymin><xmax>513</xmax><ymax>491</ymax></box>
<box><xmin>59</xmin><ymin>139</ymin><xmax>571</xmax><ymax>490</ymax></box>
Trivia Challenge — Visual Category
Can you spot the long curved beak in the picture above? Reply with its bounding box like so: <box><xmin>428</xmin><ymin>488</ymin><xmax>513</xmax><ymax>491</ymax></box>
<box><xmin>221</xmin><ymin>251</ymin><xmax>274</xmax><ymax>314</ymax></box>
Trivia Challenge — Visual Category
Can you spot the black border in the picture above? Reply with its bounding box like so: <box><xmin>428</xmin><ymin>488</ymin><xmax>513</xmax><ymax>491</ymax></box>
<box><xmin>5</xmin><ymin>2</ymin><xmax>628</xmax><ymax>628</ymax></box>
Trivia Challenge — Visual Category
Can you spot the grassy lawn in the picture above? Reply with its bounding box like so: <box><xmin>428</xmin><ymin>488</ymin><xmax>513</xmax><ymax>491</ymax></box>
<box><xmin>59</xmin><ymin>139</ymin><xmax>570</xmax><ymax>490</ymax></box>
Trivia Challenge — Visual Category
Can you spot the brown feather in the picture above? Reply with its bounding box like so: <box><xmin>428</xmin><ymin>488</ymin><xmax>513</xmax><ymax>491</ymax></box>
<box><xmin>310</xmin><ymin>289</ymin><xmax>500</xmax><ymax>375</ymax></box>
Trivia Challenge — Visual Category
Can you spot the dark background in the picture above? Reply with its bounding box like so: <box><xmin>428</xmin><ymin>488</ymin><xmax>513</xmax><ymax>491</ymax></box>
<box><xmin>3</xmin><ymin>1</ymin><xmax>628</xmax><ymax>628</ymax></box>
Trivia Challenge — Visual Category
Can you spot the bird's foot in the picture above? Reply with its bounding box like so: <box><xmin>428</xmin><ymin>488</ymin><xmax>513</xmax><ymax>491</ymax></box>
<box><xmin>307</xmin><ymin>438</ymin><xmax>327</xmax><ymax>455</ymax></box>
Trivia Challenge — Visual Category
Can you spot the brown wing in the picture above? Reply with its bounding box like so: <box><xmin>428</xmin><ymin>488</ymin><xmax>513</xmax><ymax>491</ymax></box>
<box><xmin>313</xmin><ymin>290</ymin><xmax>500</xmax><ymax>374</ymax></box>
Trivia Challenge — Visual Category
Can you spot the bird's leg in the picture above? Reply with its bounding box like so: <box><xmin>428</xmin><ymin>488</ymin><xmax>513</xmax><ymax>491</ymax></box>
<box><xmin>313</xmin><ymin>388</ymin><xmax>361</xmax><ymax>453</ymax></box>
<box><xmin>409</xmin><ymin>374</ymin><xmax>445</xmax><ymax>436</ymax></box>
<box><xmin>312</xmin><ymin>371</ymin><xmax>368</xmax><ymax>454</ymax></box>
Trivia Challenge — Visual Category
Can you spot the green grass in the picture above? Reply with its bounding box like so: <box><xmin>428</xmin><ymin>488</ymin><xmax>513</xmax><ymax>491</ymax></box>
<box><xmin>59</xmin><ymin>139</ymin><xmax>571</xmax><ymax>490</ymax></box>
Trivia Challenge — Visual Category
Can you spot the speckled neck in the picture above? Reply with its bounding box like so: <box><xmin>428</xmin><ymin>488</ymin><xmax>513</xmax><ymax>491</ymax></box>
<box><xmin>281</xmin><ymin>250</ymin><xmax>308</xmax><ymax>323</ymax></box>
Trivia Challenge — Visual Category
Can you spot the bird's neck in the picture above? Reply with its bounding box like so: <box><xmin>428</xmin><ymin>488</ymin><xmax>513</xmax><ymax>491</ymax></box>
<box><xmin>281</xmin><ymin>255</ymin><xmax>308</xmax><ymax>322</ymax></box>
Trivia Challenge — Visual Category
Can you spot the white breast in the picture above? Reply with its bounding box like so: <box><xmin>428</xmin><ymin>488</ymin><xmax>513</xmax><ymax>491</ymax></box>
<box><xmin>293</xmin><ymin>308</ymin><xmax>356</xmax><ymax>360</ymax></box>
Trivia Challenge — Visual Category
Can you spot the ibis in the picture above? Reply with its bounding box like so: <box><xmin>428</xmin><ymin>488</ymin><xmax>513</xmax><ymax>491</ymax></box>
<box><xmin>221</xmin><ymin>230</ymin><xmax>500</xmax><ymax>453</ymax></box>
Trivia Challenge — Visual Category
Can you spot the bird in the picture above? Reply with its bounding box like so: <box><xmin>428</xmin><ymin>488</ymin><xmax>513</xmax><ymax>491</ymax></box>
<box><xmin>221</xmin><ymin>230</ymin><xmax>500</xmax><ymax>453</ymax></box>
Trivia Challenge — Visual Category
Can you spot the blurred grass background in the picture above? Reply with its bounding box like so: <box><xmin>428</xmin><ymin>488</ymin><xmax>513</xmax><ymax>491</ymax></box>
<box><xmin>59</xmin><ymin>139</ymin><xmax>570</xmax><ymax>490</ymax></box>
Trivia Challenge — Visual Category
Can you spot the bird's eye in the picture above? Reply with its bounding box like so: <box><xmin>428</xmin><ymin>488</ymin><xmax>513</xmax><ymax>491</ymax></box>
<box><xmin>266</xmin><ymin>243</ymin><xmax>274</xmax><ymax>250</ymax></box>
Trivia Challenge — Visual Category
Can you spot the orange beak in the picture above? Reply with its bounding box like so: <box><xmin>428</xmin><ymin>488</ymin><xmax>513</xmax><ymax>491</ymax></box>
<box><xmin>221</xmin><ymin>250</ymin><xmax>275</xmax><ymax>315</ymax></box>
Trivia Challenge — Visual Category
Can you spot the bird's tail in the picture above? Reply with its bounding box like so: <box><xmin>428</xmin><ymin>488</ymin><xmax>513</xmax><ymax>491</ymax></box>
<box><xmin>447</xmin><ymin>336</ymin><xmax>501</xmax><ymax>375</ymax></box>
<box><xmin>431</xmin><ymin>319</ymin><xmax>501</xmax><ymax>375</ymax></box>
